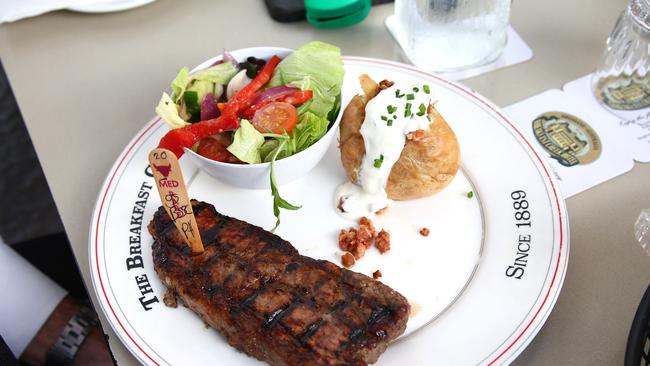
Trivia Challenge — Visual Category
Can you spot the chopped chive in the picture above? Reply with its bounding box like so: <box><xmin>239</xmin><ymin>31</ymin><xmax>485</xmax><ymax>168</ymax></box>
<box><xmin>404</xmin><ymin>109</ymin><xmax>412</xmax><ymax>117</ymax></box>
<box><xmin>467</xmin><ymin>191</ymin><xmax>474</xmax><ymax>198</ymax></box>
<box><xmin>395</xmin><ymin>89</ymin><xmax>401</xmax><ymax>98</ymax></box>
<box><xmin>392</xmin><ymin>115</ymin><xmax>397</xmax><ymax>120</ymax></box>
<box><xmin>381</xmin><ymin>115</ymin><xmax>388</xmax><ymax>121</ymax></box>
<box><xmin>387</xmin><ymin>105</ymin><xmax>397</xmax><ymax>114</ymax></box>
<box><xmin>405</xmin><ymin>102</ymin><xmax>412</xmax><ymax>111</ymax></box>
<box><xmin>423</xmin><ymin>84</ymin><xmax>430</xmax><ymax>94</ymax></box>
<box><xmin>413</xmin><ymin>86</ymin><xmax>419</xmax><ymax>92</ymax></box>
<box><xmin>416</xmin><ymin>103</ymin><xmax>427</xmax><ymax>116</ymax></box>
<box><xmin>373</xmin><ymin>154</ymin><xmax>384</xmax><ymax>168</ymax></box>
<box><xmin>387</xmin><ymin>120</ymin><xmax>393</xmax><ymax>126</ymax></box>
<box><xmin>406</xmin><ymin>94</ymin><xmax>415</xmax><ymax>100</ymax></box>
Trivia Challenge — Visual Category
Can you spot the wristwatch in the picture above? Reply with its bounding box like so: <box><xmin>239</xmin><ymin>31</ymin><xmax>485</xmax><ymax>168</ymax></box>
<box><xmin>45</xmin><ymin>302</ymin><xmax>99</xmax><ymax>366</ymax></box>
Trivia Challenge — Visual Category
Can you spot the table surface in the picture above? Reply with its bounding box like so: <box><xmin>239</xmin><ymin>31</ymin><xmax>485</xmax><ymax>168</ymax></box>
<box><xmin>2</xmin><ymin>0</ymin><xmax>649</xmax><ymax>364</ymax></box>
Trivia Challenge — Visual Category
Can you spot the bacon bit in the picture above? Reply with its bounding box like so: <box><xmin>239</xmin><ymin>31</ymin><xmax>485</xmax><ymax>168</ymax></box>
<box><xmin>378</xmin><ymin>80</ymin><xmax>395</xmax><ymax>90</ymax></box>
<box><xmin>357</xmin><ymin>226</ymin><xmax>374</xmax><ymax>248</ymax></box>
<box><xmin>338</xmin><ymin>228</ymin><xmax>356</xmax><ymax>251</ymax></box>
<box><xmin>360</xmin><ymin>216</ymin><xmax>375</xmax><ymax>234</ymax></box>
<box><xmin>358</xmin><ymin>217</ymin><xmax>376</xmax><ymax>248</ymax></box>
<box><xmin>375</xmin><ymin>229</ymin><xmax>391</xmax><ymax>254</ymax></box>
<box><xmin>373</xmin><ymin>270</ymin><xmax>382</xmax><ymax>279</ymax></box>
<box><xmin>338</xmin><ymin>217</ymin><xmax>391</xmax><ymax>266</ymax></box>
<box><xmin>339</xmin><ymin>227</ymin><xmax>370</xmax><ymax>260</ymax></box>
<box><xmin>419</xmin><ymin>227</ymin><xmax>430</xmax><ymax>237</ymax></box>
<box><xmin>351</xmin><ymin>243</ymin><xmax>367</xmax><ymax>260</ymax></box>
<box><xmin>406</xmin><ymin>129</ymin><xmax>425</xmax><ymax>141</ymax></box>
<box><xmin>341</xmin><ymin>252</ymin><xmax>355</xmax><ymax>267</ymax></box>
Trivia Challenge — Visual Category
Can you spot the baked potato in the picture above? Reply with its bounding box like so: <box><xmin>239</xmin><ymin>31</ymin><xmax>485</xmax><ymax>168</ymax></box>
<box><xmin>339</xmin><ymin>74</ymin><xmax>460</xmax><ymax>200</ymax></box>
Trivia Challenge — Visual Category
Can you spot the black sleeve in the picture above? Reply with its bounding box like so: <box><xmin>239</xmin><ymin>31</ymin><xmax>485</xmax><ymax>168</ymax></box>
<box><xmin>0</xmin><ymin>334</ymin><xmax>19</xmax><ymax>366</ymax></box>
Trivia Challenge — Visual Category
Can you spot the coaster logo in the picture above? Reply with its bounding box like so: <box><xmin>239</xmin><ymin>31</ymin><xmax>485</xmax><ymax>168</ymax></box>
<box><xmin>595</xmin><ymin>74</ymin><xmax>650</xmax><ymax>110</ymax></box>
<box><xmin>532</xmin><ymin>111</ymin><xmax>601</xmax><ymax>167</ymax></box>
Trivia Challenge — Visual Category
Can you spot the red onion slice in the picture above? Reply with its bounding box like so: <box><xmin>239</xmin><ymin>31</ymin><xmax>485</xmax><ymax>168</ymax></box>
<box><xmin>222</xmin><ymin>50</ymin><xmax>237</xmax><ymax>65</ymax></box>
<box><xmin>211</xmin><ymin>49</ymin><xmax>239</xmax><ymax>68</ymax></box>
<box><xmin>200</xmin><ymin>93</ymin><xmax>220</xmax><ymax>121</ymax></box>
<box><xmin>251</xmin><ymin>85</ymin><xmax>300</xmax><ymax>106</ymax></box>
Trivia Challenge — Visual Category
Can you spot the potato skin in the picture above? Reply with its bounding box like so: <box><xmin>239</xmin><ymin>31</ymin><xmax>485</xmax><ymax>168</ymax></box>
<box><xmin>339</xmin><ymin>77</ymin><xmax>460</xmax><ymax>200</ymax></box>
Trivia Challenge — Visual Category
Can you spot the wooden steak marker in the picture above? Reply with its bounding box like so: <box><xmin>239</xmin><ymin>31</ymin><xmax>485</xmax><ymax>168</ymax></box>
<box><xmin>148</xmin><ymin>148</ymin><xmax>204</xmax><ymax>254</ymax></box>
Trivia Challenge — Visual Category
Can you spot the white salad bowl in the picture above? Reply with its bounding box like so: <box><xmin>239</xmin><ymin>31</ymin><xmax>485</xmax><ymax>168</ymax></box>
<box><xmin>182</xmin><ymin>47</ymin><xmax>343</xmax><ymax>189</ymax></box>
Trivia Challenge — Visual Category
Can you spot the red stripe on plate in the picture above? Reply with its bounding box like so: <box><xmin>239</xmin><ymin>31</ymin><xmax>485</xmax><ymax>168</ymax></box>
<box><xmin>94</xmin><ymin>119</ymin><xmax>161</xmax><ymax>365</ymax></box>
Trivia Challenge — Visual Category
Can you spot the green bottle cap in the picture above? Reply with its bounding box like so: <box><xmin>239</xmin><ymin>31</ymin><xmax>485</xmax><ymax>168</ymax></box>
<box><xmin>305</xmin><ymin>0</ymin><xmax>371</xmax><ymax>29</ymax></box>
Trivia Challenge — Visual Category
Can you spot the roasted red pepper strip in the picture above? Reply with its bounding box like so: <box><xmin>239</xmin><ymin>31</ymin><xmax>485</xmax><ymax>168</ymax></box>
<box><xmin>240</xmin><ymin>90</ymin><xmax>313</xmax><ymax>120</ymax></box>
<box><xmin>158</xmin><ymin>116</ymin><xmax>239</xmax><ymax>157</ymax></box>
<box><xmin>157</xmin><ymin>55</ymin><xmax>282</xmax><ymax>158</ymax></box>
<box><xmin>221</xmin><ymin>55</ymin><xmax>281</xmax><ymax>118</ymax></box>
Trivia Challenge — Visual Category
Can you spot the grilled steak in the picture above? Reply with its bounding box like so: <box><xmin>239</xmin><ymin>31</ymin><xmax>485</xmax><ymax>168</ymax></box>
<box><xmin>149</xmin><ymin>200</ymin><xmax>410</xmax><ymax>366</ymax></box>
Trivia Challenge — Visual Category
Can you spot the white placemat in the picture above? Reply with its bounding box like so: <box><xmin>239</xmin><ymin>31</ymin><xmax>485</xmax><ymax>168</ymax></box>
<box><xmin>564</xmin><ymin>74</ymin><xmax>650</xmax><ymax>163</ymax></box>
<box><xmin>503</xmin><ymin>72</ymin><xmax>650</xmax><ymax>198</ymax></box>
<box><xmin>504</xmin><ymin>89</ymin><xmax>634</xmax><ymax>198</ymax></box>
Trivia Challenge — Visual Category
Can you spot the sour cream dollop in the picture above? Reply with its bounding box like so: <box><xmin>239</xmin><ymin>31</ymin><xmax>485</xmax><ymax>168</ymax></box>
<box><xmin>335</xmin><ymin>83</ymin><xmax>436</xmax><ymax>219</ymax></box>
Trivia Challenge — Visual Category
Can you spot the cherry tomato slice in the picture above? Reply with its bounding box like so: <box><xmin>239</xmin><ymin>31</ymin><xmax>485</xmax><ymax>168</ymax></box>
<box><xmin>196</xmin><ymin>136</ymin><xmax>241</xmax><ymax>163</ymax></box>
<box><xmin>251</xmin><ymin>102</ymin><xmax>298</xmax><ymax>134</ymax></box>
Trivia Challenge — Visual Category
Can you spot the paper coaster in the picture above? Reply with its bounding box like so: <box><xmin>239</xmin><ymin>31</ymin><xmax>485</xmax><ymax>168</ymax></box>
<box><xmin>385</xmin><ymin>15</ymin><xmax>533</xmax><ymax>81</ymax></box>
<box><xmin>564</xmin><ymin>74</ymin><xmax>650</xmax><ymax>163</ymax></box>
<box><xmin>504</xmin><ymin>89</ymin><xmax>633</xmax><ymax>198</ymax></box>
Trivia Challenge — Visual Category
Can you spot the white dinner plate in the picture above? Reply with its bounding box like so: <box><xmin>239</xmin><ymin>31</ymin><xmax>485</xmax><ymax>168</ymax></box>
<box><xmin>89</xmin><ymin>55</ymin><xmax>569</xmax><ymax>365</ymax></box>
<box><xmin>68</xmin><ymin>0</ymin><xmax>155</xmax><ymax>13</ymax></box>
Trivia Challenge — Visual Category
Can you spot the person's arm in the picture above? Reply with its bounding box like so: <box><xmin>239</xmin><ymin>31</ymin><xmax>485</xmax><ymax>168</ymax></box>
<box><xmin>19</xmin><ymin>295</ymin><xmax>113</xmax><ymax>366</ymax></box>
<box><xmin>0</xmin><ymin>243</ymin><xmax>112</xmax><ymax>365</ymax></box>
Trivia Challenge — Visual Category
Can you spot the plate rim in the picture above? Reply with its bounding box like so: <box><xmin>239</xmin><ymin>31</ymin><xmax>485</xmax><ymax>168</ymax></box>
<box><xmin>67</xmin><ymin>0</ymin><xmax>156</xmax><ymax>13</ymax></box>
<box><xmin>88</xmin><ymin>55</ymin><xmax>569</xmax><ymax>366</ymax></box>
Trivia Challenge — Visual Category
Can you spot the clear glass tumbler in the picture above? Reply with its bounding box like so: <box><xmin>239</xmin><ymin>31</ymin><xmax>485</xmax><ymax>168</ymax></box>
<box><xmin>395</xmin><ymin>0</ymin><xmax>511</xmax><ymax>72</ymax></box>
<box><xmin>592</xmin><ymin>0</ymin><xmax>650</xmax><ymax>111</ymax></box>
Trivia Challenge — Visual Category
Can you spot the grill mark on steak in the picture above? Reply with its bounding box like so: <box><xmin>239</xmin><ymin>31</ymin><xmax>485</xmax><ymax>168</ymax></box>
<box><xmin>199</xmin><ymin>220</ymin><xmax>226</xmax><ymax>245</ymax></box>
<box><xmin>149</xmin><ymin>200</ymin><xmax>409</xmax><ymax>366</ymax></box>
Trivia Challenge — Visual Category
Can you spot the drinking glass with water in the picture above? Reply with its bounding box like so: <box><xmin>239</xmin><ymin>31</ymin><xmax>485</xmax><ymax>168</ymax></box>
<box><xmin>395</xmin><ymin>0</ymin><xmax>511</xmax><ymax>72</ymax></box>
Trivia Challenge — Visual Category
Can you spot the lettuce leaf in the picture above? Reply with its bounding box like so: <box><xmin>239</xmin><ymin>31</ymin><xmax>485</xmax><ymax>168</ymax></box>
<box><xmin>260</xmin><ymin>135</ymin><xmax>294</xmax><ymax>163</ymax></box>
<box><xmin>171</xmin><ymin>67</ymin><xmax>190</xmax><ymax>103</ymax></box>
<box><xmin>191</xmin><ymin>61</ymin><xmax>238</xmax><ymax>84</ymax></box>
<box><xmin>268</xmin><ymin>41</ymin><xmax>344</xmax><ymax>120</ymax></box>
<box><xmin>155</xmin><ymin>92</ymin><xmax>190</xmax><ymax>129</ymax></box>
<box><xmin>258</xmin><ymin>112</ymin><xmax>330</xmax><ymax>163</ymax></box>
<box><xmin>227</xmin><ymin>120</ymin><xmax>265</xmax><ymax>164</ymax></box>
<box><xmin>292</xmin><ymin>112</ymin><xmax>330</xmax><ymax>153</ymax></box>
<box><xmin>169</xmin><ymin>62</ymin><xmax>238</xmax><ymax>116</ymax></box>
<box><xmin>186</xmin><ymin>80</ymin><xmax>214</xmax><ymax>109</ymax></box>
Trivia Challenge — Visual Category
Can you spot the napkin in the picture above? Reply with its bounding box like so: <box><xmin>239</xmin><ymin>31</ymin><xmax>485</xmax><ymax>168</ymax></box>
<box><xmin>1</xmin><ymin>0</ymin><xmax>121</xmax><ymax>24</ymax></box>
